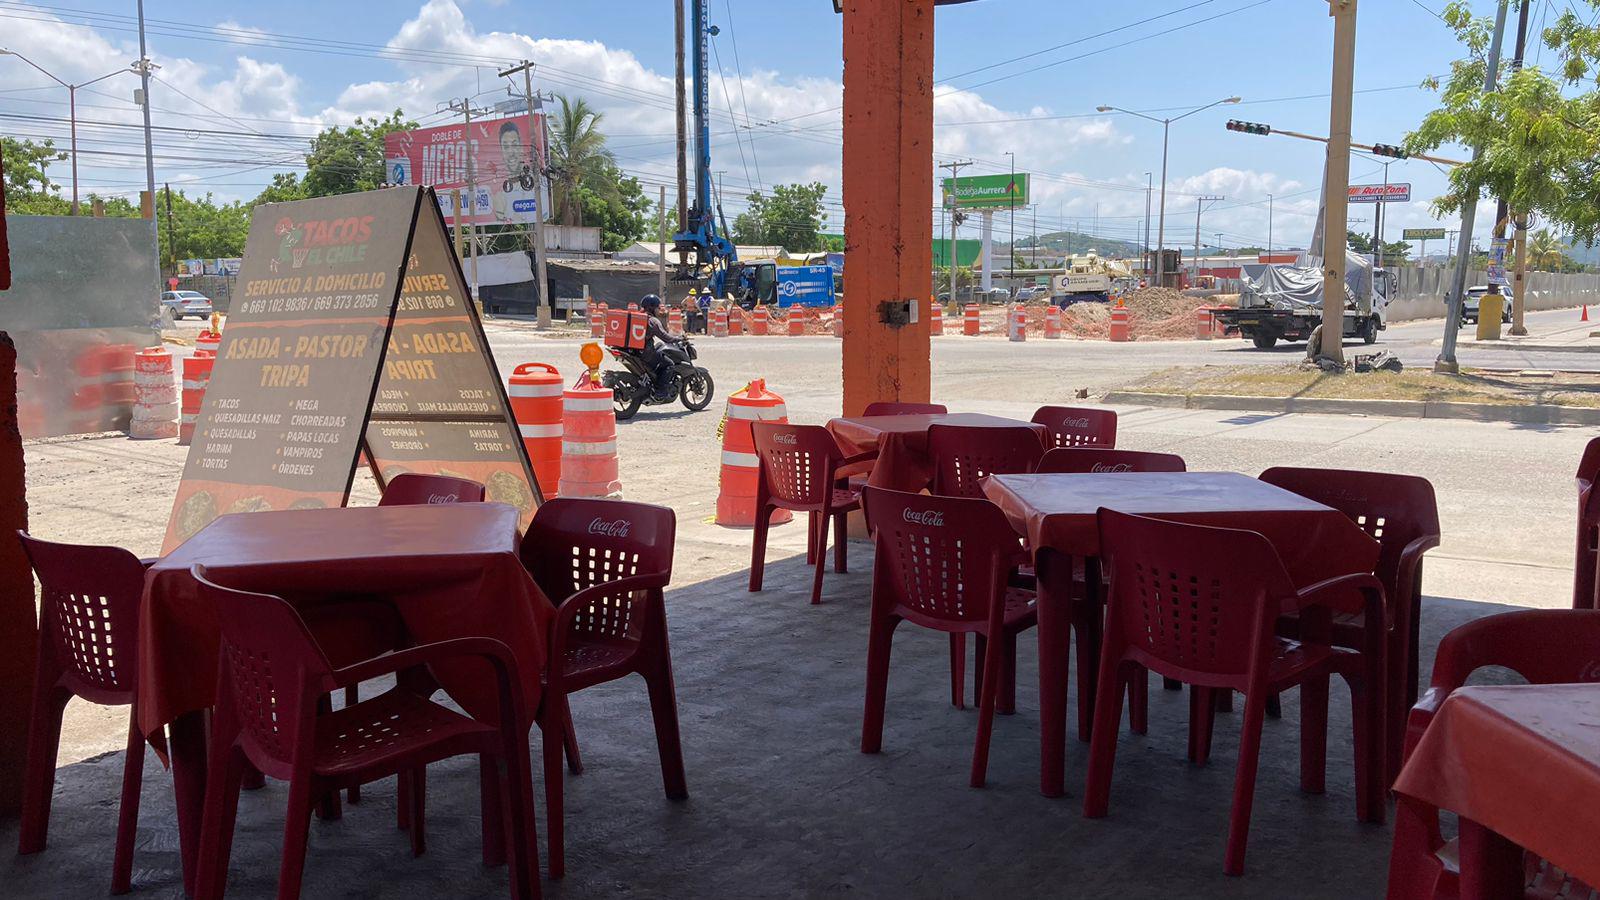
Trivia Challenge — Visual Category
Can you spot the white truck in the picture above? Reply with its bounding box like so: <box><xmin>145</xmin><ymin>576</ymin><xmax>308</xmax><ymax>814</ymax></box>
<box><xmin>1049</xmin><ymin>252</ymin><xmax>1127</xmax><ymax>306</ymax></box>
<box><xmin>1216</xmin><ymin>250</ymin><xmax>1391</xmax><ymax>350</ymax></box>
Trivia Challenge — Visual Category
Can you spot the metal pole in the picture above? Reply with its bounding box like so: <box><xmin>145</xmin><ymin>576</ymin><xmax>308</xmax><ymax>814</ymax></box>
<box><xmin>1320</xmin><ymin>0</ymin><xmax>1359</xmax><ymax>367</ymax></box>
<box><xmin>675</xmin><ymin>0</ymin><xmax>688</xmax><ymax>234</ymax></box>
<box><xmin>1267</xmin><ymin>193</ymin><xmax>1274</xmax><ymax>258</ymax></box>
<box><xmin>458</xmin><ymin>99</ymin><xmax>481</xmax><ymax>308</ymax></box>
<box><xmin>1438</xmin><ymin>0</ymin><xmax>1507</xmax><ymax>372</ymax></box>
<box><xmin>163</xmin><ymin>182</ymin><xmax>175</xmax><ymax>273</ymax></box>
<box><xmin>1143</xmin><ymin>173</ymin><xmax>1152</xmax><ymax>276</ymax></box>
<box><xmin>135</xmin><ymin>0</ymin><xmax>158</xmax><ymax>292</ymax></box>
<box><xmin>1508</xmin><ymin>0</ymin><xmax>1532</xmax><ymax>335</ymax></box>
<box><xmin>1156</xmin><ymin>119</ymin><xmax>1170</xmax><ymax>286</ymax></box>
<box><xmin>658</xmin><ymin>185</ymin><xmax>667</xmax><ymax>298</ymax></box>
<box><xmin>68</xmin><ymin>84</ymin><xmax>79</xmax><ymax>215</ymax></box>
<box><xmin>1374</xmin><ymin>162</ymin><xmax>1389</xmax><ymax>270</ymax></box>
<box><xmin>515</xmin><ymin>64</ymin><xmax>551</xmax><ymax>327</ymax></box>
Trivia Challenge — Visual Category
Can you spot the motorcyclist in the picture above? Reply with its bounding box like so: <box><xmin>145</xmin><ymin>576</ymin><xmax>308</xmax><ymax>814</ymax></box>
<box><xmin>638</xmin><ymin>294</ymin><xmax>685</xmax><ymax>397</ymax></box>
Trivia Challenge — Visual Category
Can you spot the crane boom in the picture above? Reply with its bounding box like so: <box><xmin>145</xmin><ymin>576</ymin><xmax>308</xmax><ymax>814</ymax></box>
<box><xmin>672</xmin><ymin>0</ymin><xmax>738</xmax><ymax>295</ymax></box>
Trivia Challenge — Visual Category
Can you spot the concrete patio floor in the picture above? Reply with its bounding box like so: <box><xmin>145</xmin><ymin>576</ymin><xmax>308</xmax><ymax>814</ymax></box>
<box><xmin>1</xmin><ymin>543</ymin><xmax>1520</xmax><ymax>898</ymax></box>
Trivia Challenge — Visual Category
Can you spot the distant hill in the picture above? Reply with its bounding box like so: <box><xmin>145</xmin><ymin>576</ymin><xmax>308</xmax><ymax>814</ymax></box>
<box><xmin>1567</xmin><ymin>239</ymin><xmax>1600</xmax><ymax>267</ymax></box>
<box><xmin>1008</xmin><ymin>231</ymin><xmax>1146</xmax><ymax>259</ymax></box>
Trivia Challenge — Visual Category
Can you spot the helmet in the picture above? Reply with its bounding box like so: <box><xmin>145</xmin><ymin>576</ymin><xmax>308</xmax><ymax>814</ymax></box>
<box><xmin>640</xmin><ymin>294</ymin><xmax>662</xmax><ymax>312</ymax></box>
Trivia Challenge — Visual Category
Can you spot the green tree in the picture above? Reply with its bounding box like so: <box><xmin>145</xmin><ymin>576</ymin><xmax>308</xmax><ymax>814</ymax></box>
<box><xmin>157</xmin><ymin>188</ymin><xmax>252</xmax><ymax>264</ymax></box>
<box><xmin>731</xmin><ymin>182</ymin><xmax>829</xmax><ymax>252</ymax></box>
<box><xmin>2</xmin><ymin>137</ymin><xmax>68</xmax><ymax>213</ymax></box>
<box><xmin>1406</xmin><ymin>2</ymin><xmax>1600</xmax><ymax>244</ymax></box>
<box><xmin>251</xmin><ymin>172</ymin><xmax>308</xmax><ymax>206</ymax></box>
<box><xmin>570</xmin><ymin>160</ymin><xmax>651</xmax><ymax>251</ymax></box>
<box><xmin>1347</xmin><ymin>230</ymin><xmax>1412</xmax><ymax>264</ymax></box>
<box><xmin>298</xmin><ymin>110</ymin><xmax>417</xmax><ymax>198</ymax></box>
<box><xmin>547</xmin><ymin>95</ymin><xmax>616</xmax><ymax>227</ymax></box>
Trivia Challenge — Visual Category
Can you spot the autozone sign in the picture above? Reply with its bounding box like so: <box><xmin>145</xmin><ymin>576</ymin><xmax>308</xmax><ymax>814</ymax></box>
<box><xmin>1348</xmin><ymin>183</ymin><xmax>1411</xmax><ymax>203</ymax></box>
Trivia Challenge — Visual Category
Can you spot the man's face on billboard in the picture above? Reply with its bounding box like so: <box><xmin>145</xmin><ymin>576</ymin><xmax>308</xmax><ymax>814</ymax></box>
<box><xmin>500</xmin><ymin>127</ymin><xmax>526</xmax><ymax>170</ymax></box>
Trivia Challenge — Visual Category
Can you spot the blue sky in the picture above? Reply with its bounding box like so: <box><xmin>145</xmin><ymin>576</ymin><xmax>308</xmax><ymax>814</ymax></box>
<box><xmin>0</xmin><ymin>0</ymin><xmax>1558</xmax><ymax>254</ymax></box>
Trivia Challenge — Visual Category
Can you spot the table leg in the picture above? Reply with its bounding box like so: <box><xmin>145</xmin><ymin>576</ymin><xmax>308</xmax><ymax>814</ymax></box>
<box><xmin>1457</xmin><ymin>818</ymin><xmax>1524</xmax><ymax>900</ymax></box>
<box><xmin>1074</xmin><ymin>557</ymin><xmax>1104</xmax><ymax>743</ymax></box>
<box><xmin>168</xmin><ymin>710</ymin><xmax>208</xmax><ymax>896</ymax></box>
<box><xmin>1035</xmin><ymin>551</ymin><xmax>1073</xmax><ymax>798</ymax></box>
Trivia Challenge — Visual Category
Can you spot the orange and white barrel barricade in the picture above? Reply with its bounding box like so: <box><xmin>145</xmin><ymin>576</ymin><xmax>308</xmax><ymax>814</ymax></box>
<box><xmin>716</xmin><ymin>379</ymin><xmax>791</xmax><ymax>527</ymax></box>
<box><xmin>628</xmin><ymin>302</ymin><xmax>639</xmax><ymax>311</ymax></box>
<box><xmin>787</xmin><ymin>309</ymin><xmax>805</xmax><ymax>336</ymax></box>
<box><xmin>1110</xmin><ymin>301</ymin><xmax>1132</xmax><ymax>342</ymax></box>
<box><xmin>668</xmin><ymin>307</ymin><xmax>684</xmax><ymax>332</ymax></box>
<box><xmin>831</xmin><ymin>305</ymin><xmax>843</xmax><ymax>338</ymax></box>
<box><xmin>1195</xmin><ymin>306</ymin><xmax>1216</xmax><ymax>340</ymax></box>
<box><xmin>195</xmin><ymin>321</ymin><xmax>222</xmax><ymax>357</ymax></box>
<box><xmin>177</xmin><ymin>353</ymin><xmax>215</xmax><ymax>446</ymax></box>
<box><xmin>558</xmin><ymin>374</ymin><xmax>621</xmax><ymax>499</ymax></box>
<box><xmin>728</xmin><ymin>306</ymin><xmax>744</xmax><ymax>336</ymax></box>
<box><xmin>711</xmin><ymin>307</ymin><xmax>729</xmax><ymax>337</ymax></box>
<box><xmin>1008</xmin><ymin>306</ymin><xmax>1028</xmax><ymax>342</ymax></box>
<box><xmin>99</xmin><ymin>343</ymin><xmax>137</xmax><ymax>410</ymax></box>
<box><xmin>1044</xmin><ymin>304</ymin><xmax>1063</xmax><ymax>340</ymax></box>
<box><xmin>130</xmin><ymin>346</ymin><xmax>178</xmax><ymax>440</ymax></box>
<box><xmin>589</xmin><ymin>302</ymin><xmax>608</xmax><ymax>339</ymax></box>
<box><xmin>929</xmin><ymin>299</ymin><xmax>943</xmax><ymax>335</ymax></box>
<box><xmin>964</xmin><ymin>303</ymin><xmax>981</xmax><ymax>336</ymax></box>
<box><xmin>509</xmin><ymin>363</ymin><xmax>564</xmax><ymax>497</ymax></box>
<box><xmin>752</xmin><ymin>306</ymin><xmax>770</xmax><ymax>336</ymax></box>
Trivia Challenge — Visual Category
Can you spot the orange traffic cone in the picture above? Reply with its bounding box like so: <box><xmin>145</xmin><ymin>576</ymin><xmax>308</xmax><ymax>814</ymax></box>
<box><xmin>1583</xmin><ymin>304</ymin><xmax>1590</xmax><ymax>322</ymax></box>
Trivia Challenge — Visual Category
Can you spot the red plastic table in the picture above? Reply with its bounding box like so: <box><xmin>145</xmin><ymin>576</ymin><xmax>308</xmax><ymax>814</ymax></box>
<box><xmin>981</xmin><ymin>471</ymin><xmax>1381</xmax><ymax>797</ymax></box>
<box><xmin>827</xmin><ymin>412</ymin><xmax>1046</xmax><ymax>491</ymax></box>
<box><xmin>138</xmin><ymin>503</ymin><xmax>552</xmax><ymax>893</ymax></box>
<box><xmin>1392</xmin><ymin>684</ymin><xmax>1600</xmax><ymax>898</ymax></box>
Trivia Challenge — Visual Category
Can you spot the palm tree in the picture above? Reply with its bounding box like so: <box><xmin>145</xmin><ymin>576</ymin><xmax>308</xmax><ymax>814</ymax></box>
<box><xmin>547</xmin><ymin>95</ymin><xmax>617</xmax><ymax>227</ymax></box>
<box><xmin>1529</xmin><ymin>229</ymin><xmax>1567</xmax><ymax>272</ymax></box>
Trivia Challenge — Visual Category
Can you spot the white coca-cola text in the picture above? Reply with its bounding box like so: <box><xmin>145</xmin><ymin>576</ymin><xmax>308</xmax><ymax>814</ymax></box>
<box><xmin>588</xmin><ymin>517</ymin><xmax>631</xmax><ymax>537</ymax></box>
<box><xmin>902</xmin><ymin>508</ymin><xmax>944</xmax><ymax>526</ymax></box>
<box><xmin>427</xmin><ymin>493</ymin><xmax>460</xmax><ymax>504</ymax></box>
<box><xmin>1089</xmin><ymin>463</ymin><xmax>1133</xmax><ymax>473</ymax></box>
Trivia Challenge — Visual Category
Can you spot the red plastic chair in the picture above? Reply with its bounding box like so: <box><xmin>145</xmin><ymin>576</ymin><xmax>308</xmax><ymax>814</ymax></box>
<box><xmin>519</xmin><ymin>498</ymin><xmax>685</xmax><ymax>879</ymax></box>
<box><xmin>1575</xmin><ymin>438</ymin><xmax>1600</xmax><ymax>610</ymax></box>
<box><xmin>379</xmin><ymin>472</ymin><xmax>487</xmax><ymax>506</ymax></box>
<box><xmin>1085</xmin><ymin>510</ymin><xmax>1386</xmax><ymax>876</ymax></box>
<box><xmin>1034</xmin><ymin>447</ymin><xmax>1185</xmax><ymax>474</ymax></box>
<box><xmin>1260</xmin><ymin>466</ymin><xmax>1440</xmax><ymax>782</ymax></box>
<box><xmin>16</xmin><ymin>533</ymin><xmax>152</xmax><ymax>895</ymax></box>
<box><xmin>750</xmin><ymin>422</ymin><xmax>875</xmax><ymax>605</ymax></box>
<box><xmin>1031</xmin><ymin>406</ymin><xmax>1117</xmax><ymax>449</ymax></box>
<box><xmin>859</xmin><ymin>487</ymin><xmax>1037</xmax><ymax>788</ymax></box>
<box><xmin>926</xmin><ymin>424</ymin><xmax>1045</xmax><ymax>499</ymax></box>
<box><xmin>190</xmin><ymin>565</ymin><xmax>538</xmax><ymax>900</ymax></box>
<box><xmin>1388</xmin><ymin>610</ymin><xmax>1600</xmax><ymax>900</ymax></box>
<box><xmin>861</xmin><ymin>401</ymin><xmax>947</xmax><ymax>416</ymax></box>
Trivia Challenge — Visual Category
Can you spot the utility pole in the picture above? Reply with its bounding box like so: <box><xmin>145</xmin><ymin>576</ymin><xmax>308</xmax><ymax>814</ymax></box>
<box><xmin>162</xmin><ymin>183</ymin><xmax>176</xmax><ymax>274</ymax></box>
<box><xmin>1032</xmin><ymin>204</ymin><xmax>1038</xmax><ymax>268</ymax></box>
<box><xmin>1193</xmin><ymin>196</ymin><xmax>1223</xmax><ymax>281</ymax></box>
<box><xmin>1267</xmin><ymin>192</ymin><xmax>1274</xmax><ymax>259</ymax></box>
<box><xmin>1438</xmin><ymin>0</ymin><xmax>1507</xmax><ymax>373</ymax></box>
<box><xmin>939</xmin><ymin>160</ymin><xmax>971</xmax><ymax>299</ymax></box>
<box><xmin>498</xmin><ymin>60</ymin><xmax>551</xmax><ymax>327</ymax></box>
<box><xmin>657</xmin><ymin>185</ymin><xmax>667</xmax><ymax>298</ymax></box>
<box><xmin>1321</xmin><ymin>0</ymin><xmax>1359</xmax><ymax>367</ymax></box>
<box><xmin>1143</xmin><ymin>173</ymin><xmax>1153</xmax><ymax>276</ymax></box>
<box><xmin>0</xmin><ymin>52</ymin><xmax>135</xmax><ymax>215</ymax></box>
<box><xmin>1373</xmin><ymin>160</ymin><xmax>1390</xmax><ymax>269</ymax></box>
<box><xmin>448</xmin><ymin>97</ymin><xmax>486</xmax><ymax>310</ymax></box>
<box><xmin>1507</xmin><ymin>0</ymin><xmax>1533</xmax><ymax>335</ymax></box>
<box><xmin>1006</xmin><ymin>151</ymin><xmax>1016</xmax><ymax>285</ymax></box>
<box><xmin>135</xmin><ymin>0</ymin><xmax>159</xmax><ymax>294</ymax></box>
<box><xmin>674</xmin><ymin>0</ymin><xmax>688</xmax><ymax>237</ymax></box>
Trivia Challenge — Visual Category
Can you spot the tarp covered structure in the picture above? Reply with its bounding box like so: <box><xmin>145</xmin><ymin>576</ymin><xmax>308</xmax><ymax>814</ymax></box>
<box><xmin>1239</xmin><ymin>249</ymin><xmax>1373</xmax><ymax>313</ymax></box>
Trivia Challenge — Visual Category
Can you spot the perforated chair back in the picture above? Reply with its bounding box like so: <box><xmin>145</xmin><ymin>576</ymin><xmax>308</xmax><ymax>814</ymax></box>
<box><xmin>862</xmin><ymin>487</ymin><xmax>1016</xmax><ymax>627</ymax></box>
<box><xmin>927</xmin><ymin>424</ymin><xmax>1044</xmax><ymax>499</ymax></box>
<box><xmin>1032</xmin><ymin>406</ymin><xmax>1117</xmax><ymax>449</ymax></box>
<box><xmin>192</xmin><ymin>565</ymin><xmax>333</xmax><ymax>779</ymax></box>
<box><xmin>521</xmin><ymin>497</ymin><xmax>675</xmax><ymax>607</ymax></box>
<box><xmin>1036</xmin><ymin>448</ymin><xmax>1185</xmax><ymax>474</ymax></box>
<box><xmin>862</xmin><ymin>401</ymin><xmax>948</xmax><ymax>417</ymax></box>
<box><xmin>18</xmin><ymin>533</ymin><xmax>146</xmax><ymax>705</ymax></box>
<box><xmin>751</xmin><ymin>422</ymin><xmax>845</xmax><ymax>509</ymax></box>
<box><xmin>378</xmin><ymin>472</ymin><xmax>486</xmax><ymax>506</ymax></box>
<box><xmin>1097</xmin><ymin>509</ymin><xmax>1298</xmax><ymax>677</ymax></box>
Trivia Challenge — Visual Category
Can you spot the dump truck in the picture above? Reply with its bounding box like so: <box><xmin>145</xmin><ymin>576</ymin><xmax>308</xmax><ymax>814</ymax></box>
<box><xmin>1214</xmin><ymin>251</ymin><xmax>1390</xmax><ymax>349</ymax></box>
<box><xmin>1049</xmin><ymin>251</ymin><xmax>1129</xmax><ymax>306</ymax></box>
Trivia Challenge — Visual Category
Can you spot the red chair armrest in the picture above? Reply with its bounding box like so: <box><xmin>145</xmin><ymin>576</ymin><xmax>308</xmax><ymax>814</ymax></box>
<box><xmin>1288</xmin><ymin>572</ymin><xmax>1387</xmax><ymax>624</ymax></box>
<box><xmin>839</xmin><ymin>450</ymin><xmax>878</xmax><ymax>468</ymax></box>
<box><xmin>1403</xmin><ymin>686</ymin><xmax>1450</xmax><ymax>764</ymax></box>
<box><xmin>1392</xmin><ymin>534</ymin><xmax>1440</xmax><ymax>607</ymax></box>
<box><xmin>332</xmin><ymin>636</ymin><xmax>525</xmax><ymax>720</ymax></box>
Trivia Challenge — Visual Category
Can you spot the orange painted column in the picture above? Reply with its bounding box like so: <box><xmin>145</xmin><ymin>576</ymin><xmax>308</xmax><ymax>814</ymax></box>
<box><xmin>840</xmin><ymin>0</ymin><xmax>935</xmax><ymax>417</ymax></box>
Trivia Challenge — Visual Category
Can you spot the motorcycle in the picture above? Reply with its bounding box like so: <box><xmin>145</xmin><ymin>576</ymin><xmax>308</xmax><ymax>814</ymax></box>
<box><xmin>601</xmin><ymin>336</ymin><xmax>715</xmax><ymax>421</ymax></box>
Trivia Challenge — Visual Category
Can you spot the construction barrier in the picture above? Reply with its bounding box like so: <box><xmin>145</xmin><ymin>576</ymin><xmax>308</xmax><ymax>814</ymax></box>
<box><xmin>716</xmin><ymin>379</ymin><xmax>791</xmax><ymax>527</ymax></box>
<box><xmin>1109</xmin><ymin>303</ymin><xmax>1132</xmax><ymax>342</ymax></box>
<box><xmin>590</xmin><ymin>302</ymin><xmax>608</xmax><ymax>339</ymax></box>
<box><xmin>831</xmin><ymin>305</ymin><xmax>843</xmax><ymax>338</ymax></box>
<box><xmin>711</xmin><ymin>307</ymin><xmax>729</xmax><ymax>337</ymax></box>
<box><xmin>787</xmin><ymin>310</ymin><xmax>804</xmax><ymax>336</ymax></box>
<box><xmin>177</xmin><ymin>352</ymin><xmax>214</xmax><ymax>446</ymax></box>
<box><xmin>1195</xmin><ymin>307</ymin><xmax>1218</xmax><ymax>340</ymax></box>
<box><xmin>1008</xmin><ymin>306</ymin><xmax>1028</xmax><ymax>342</ymax></box>
<box><xmin>130</xmin><ymin>346</ymin><xmax>178</xmax><ymax>440</ymax></box>
<box><xmin>728</xmin><ymin>307</ymin><xmax>744</xmax><ymax>336</ymax></box>
<box><xmin>668</xmin><ymin>308</ymin><xmax>684</xmax><ymax>332</ymax></box>
<box><xmin>929</xmin><ymin>299</ymin><xmax>943</xmax><ymax>335</ymax></box>
<box><xmin>509</xmin><ymin>363</ymin><xmax>564</xmax><ymax>498</ymax></box>
<box><xmin>964</xmin><ymin>303</ymin><xmax>981</xmax><ymax>336</ymax></box>
<box><xmin>558</xmin><ymin>376</ymin><xmax>621</xmax><ymax>498</ymax></box>
<box><xmin>195</xmin><ymin>328</ymin><xmax>221</xmax><ymax>357</ymax></box>
<box><xmin>1044</xmin><ymin>305</ymin><xmax>1062</xmax><ymax>340</ymax></box>
<box><xmin>752</xmin><ymin>306</ymin><xmax>770</xmax><ymax>335</ymax></box>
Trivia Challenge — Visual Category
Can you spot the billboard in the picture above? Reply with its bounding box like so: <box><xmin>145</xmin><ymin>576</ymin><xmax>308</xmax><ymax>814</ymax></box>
<box><xmin>383</xmin><ymin>114</ymin><xmax>548</xmax><ymax>227</ymax></box>
<box><xmin>1402</xmin><ymin>227</ymin><xmax>1446</xmax><ymax>240</ymax></box>
<box><xmin>1348</xmin><ymin>183</ymin><xmax>1411</xmax><ymax>203</ymax></box>
<box><xmin>942</xmin><ymin>173</ymin><xmax>1030</xmax><ymax>209</ymax></box>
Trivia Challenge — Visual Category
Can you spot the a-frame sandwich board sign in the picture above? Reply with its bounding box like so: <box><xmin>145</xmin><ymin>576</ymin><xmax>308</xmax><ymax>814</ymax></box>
<box><xmin>162</xmin><ymin>185</ymin><xmax>540</xmax><ymax>553</ymax></box>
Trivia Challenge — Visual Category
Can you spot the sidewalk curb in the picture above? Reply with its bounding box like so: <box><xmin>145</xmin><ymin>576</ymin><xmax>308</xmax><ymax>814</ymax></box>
<box><xmin>1448</xmin><ymin>339</ymin><xmax>1600</xmax><ymax>353</ymax></box>
<box><xmin>1102</xmin><ymin>391</ymin><xmax>1600</xmax><ymax>425</ymax></box>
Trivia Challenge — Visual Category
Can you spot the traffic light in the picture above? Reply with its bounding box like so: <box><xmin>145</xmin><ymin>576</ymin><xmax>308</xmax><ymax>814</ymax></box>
<box><xmin>1226</xmin><ymin>119</ymin><xmax>1271</xmax><ymax>136</ymax></box>
<box><xmin>1371</xmin><ymin>143</ymin><xmax>1409</xmax><ymax>159</ymax></box>
<box><xmin>952</xmin><ymin>211</ymin><xmax>968</xmax><ymax>227</ymax></box>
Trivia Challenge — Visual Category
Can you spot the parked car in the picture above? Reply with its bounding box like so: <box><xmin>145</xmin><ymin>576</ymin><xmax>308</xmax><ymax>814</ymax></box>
<box><xmin>1460</xmin><ymin>285</ymin><xmax>1512</xmax><ymax>325</ymax></box>
<box><xmin>981</xmin><ymin>287</ymin><xmax>1011</xmax><ymax>304</ymax></box>
<box><xmin>161</xmin><ymin>290</ymin><xmax>214</xmax><ymax>320</ymax></box>
<box><xmin>1014</xmin><ymin>285</ymin><xmax>1045</xmax><ymax>302</ymax></box>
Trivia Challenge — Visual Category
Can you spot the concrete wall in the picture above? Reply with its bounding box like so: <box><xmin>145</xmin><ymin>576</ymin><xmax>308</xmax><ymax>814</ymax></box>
<box><xmin>1384</xmin><ymin>267</ymin><xmax>1600</xmax><ymax>322</ymax></box>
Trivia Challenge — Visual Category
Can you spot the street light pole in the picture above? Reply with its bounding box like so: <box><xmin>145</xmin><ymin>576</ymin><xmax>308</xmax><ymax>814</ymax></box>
<box><xmin>0</xmin><ymin>50</ymin><xmax>132</xmax><ymax>215</ymax></box>
<box><xmin>1006</xmin><ymin>151</ymin><xmax>1015</xmax><ymax>286</ymax></box>
<box><xmin>1267</xmin><ymin>193</ymin><xmax>1274</xmax><ymax>259</ymax></box>
<box><xmin>1143</xmin><ymin>172</ymin><xmax>1153</xmax><ymax>277</ymax></box>
<box><xmin>1096</xmin><ymin>96</ymin><xmax>1241</xmax><ymax>288</ymax></box>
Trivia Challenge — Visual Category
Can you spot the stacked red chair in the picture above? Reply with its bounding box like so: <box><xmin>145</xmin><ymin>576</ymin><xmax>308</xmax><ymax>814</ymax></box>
<box><xmin>926</xmin><ymin>424</ymin><xmax>1044</xmax><ymax>499</ymax></box>
<box><xmin>17</xmin><ymin>535</ymin><xmax>153</xmax><ymax>895</ymax></box>
<box><xmin>1388</xmin><ymin>609</ymin><xmax>1600</xmax><ymax>900</ymax></box>
<box><xmin>1031</xmin><ymin>405</ymin><xmax>1117</xmax><ymax>449</ymax></box>
<box><xmin>1259</xmin><ymin>466</ymin><xmax>1440</xmax><ymax>782</ymax></box>
<box><xmin>519</xmin><ymin>498</ymin><xmax>685</xmax><ymax>879</ymax></box>
<box><xmin>380</xmin><ymin>472</ymin><xmax>486</xmax><ymax>507</ymax></box>
<box><xmin>859</xmin><ymin>487</ymin><xmax>1037</xmax><ymax>788</ymax></box>
<box><xmin>1575</xmin><ymin>437</ymin><xmax>1600</xmax><ymax>610</ymax></box>
<box><xmin>1084</xmin><ymin>510</ymin><xmax>1386</xmax><ymax>876</ymax></box>
<box><xmin>749</xmin><ymin>422</ymin><xmax>875</xmax><ymax>605</ymax></box>
<box><xmin>190</xmin><ymin>568</ymin><xmax>538</xmax><ymax>899</ymax></box>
